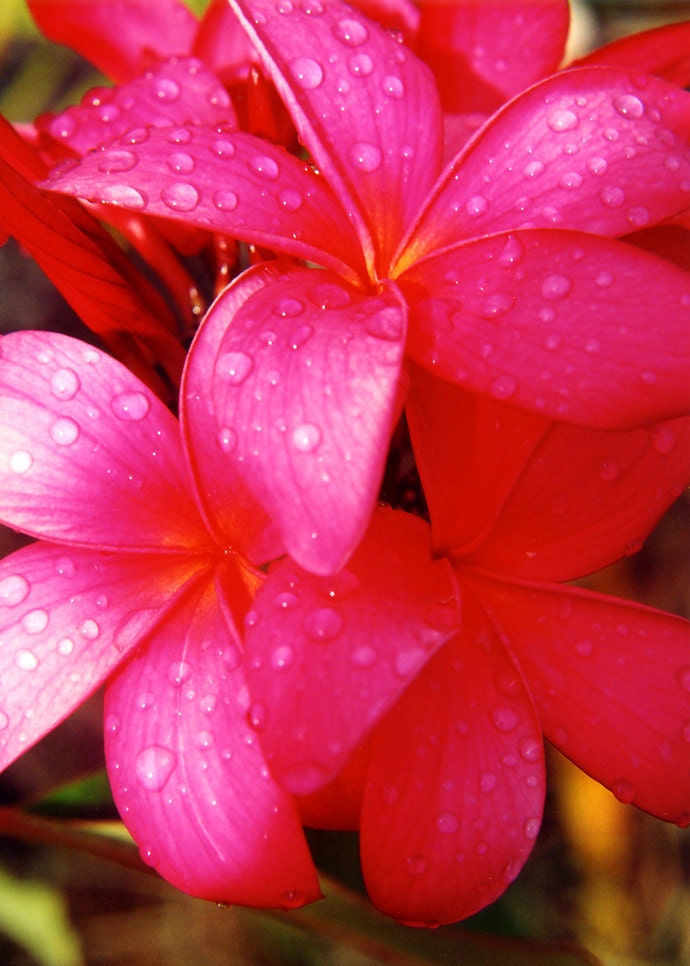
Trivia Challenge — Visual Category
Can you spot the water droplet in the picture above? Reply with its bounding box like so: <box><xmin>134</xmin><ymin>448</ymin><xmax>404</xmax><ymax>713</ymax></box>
<box><xmin>490</xmin><ymin>375</ymin><xmax>518</xmax><ymax>400</ymax></box>
<box><xmin>161</xmin><ymin>181</ymin><xmax>199</xmax><ymax>211</ymax></box>
<box><xmin>518</xmin><ymin>736</ymin><xmax>543</xmax><ymax>762</ymax></box>
<box><xmin>393</xmin><ymin>647</ymin><xmax>425</xmax><ymax>678</ymax></box>
<box><xmin>366</xmin><ymin>307</ymin><xmax>403</xmax><ymax>340</ymax></box>
<box><xmin>218</xmin><ymin>426</ymin><xmax>237</xmax><ymax>452</ymax></box>
<box><xmin>481</xmin><ymin>293</ymin><xmax>513</xmax><ymax>318</ymax></box>
<box><xmin>135</xmin><ymin>745</ymin><xmax>176</xmax><ymax>791</ymax></box>
<box><xmin>101</xmin><ymin>184</ymin><xmax>147</xmax><ymax>209</ymax></box>
<box><xmin>167</xmin><ymin>152</ymin><xmax>196</xmax><ymax>176</ymax></box>
<box><xmin>152</xmin><ymin>77</ymin><xmax>181</xmax><ymax>101</ymax></box>
<box><xmin>167</xmin><ymin>126</ymin><xmax>193</xmax><ymax>144</ymax></box>
<box><xmin>0</xmin><ymin>574</ymin><xmax>30</xmax><ymax>607</ymax></box>
<box><xmin>80</xmin><ymin>619</ymin><xmax>100</xmax><ymax>640</ymax></box>
<box><xmin>280</xmin><ymin>890</ymin><xmax>307</xmax><ymax>910</ymax></box>
<box><xmin>15</xmin><ymin>649</ymin><xmax>38</xmax><ymax>671</ymax></box>
<box><xmin>612</xmin><ymin>779</ymin><xmax>635</xmax><ymax>803</ymax></box>
<box><xmin>22</xmin><ymin>609</ymin><xmax>49</xmax><ymax>634</ymax></box>
<box><xmin>548</xmin><ymin>108</ymin><xmax>579</xmax><ymax>132</ymax></box>
<box><xmin>626</xmin><ymin>205</ymin><xmax>649</xmax><ymax>227</ymax></box>
<box><xmin>651</xmin><ymin>425</ymin><xmax>676</xmax><ymax>454</ymax></box>
<box><xmin>57</xmin><ymin>637</ymin><xmax>74</xmax><ymax>656</ymax></box>
<box><xmin>574</xmin><ymin>638</ymin><xmax>593</xmax><ymax>657</ymax></box>
<box><xmin>217</xmin><ymin>351</ymin><xmax>254</xmax><ymax>385</ymax></box>
<box><xmin>50</xmin><ymin>416</ymin><xmax>80</xmax><ymax>446</ymax></box>
<box><xmin>436</xmin><ymin>812</ymin><xmax>460</xmax><ymax>834</ymax></box>
<box><xmin>466</xmin><ymin>194</ymin><xmax>489</xmax><ymax>217</ymax></box>
<box><xmin>10</xmin><ymin>451</ymin><xmax>33</xmax><ymax>474</ymax></box>
<box><xmin>274</xmin><ymin>591</ymin><xmax>299</xmax><ymax>609</ymax></box>
<box><xmin>406</xmin><ymin>854</ymin><xmax>428</xmax><ymax>874</ymax></box>
<box><xmin>490</xmin><ymin>705</ymin><xmax>520</xmax><ymax>732</ymax></box>
<box><xmin>249</xmin><ymin>155</ymin><xmax>279</xmax><ymax>180</ymax></box>
<box><xmin>585</xmin><ymin>338</ymin><xmax>602</xmax><ymax>354</ymax></box>
<box><xmin>587</xmin><ymin>157</ymin><xmax>608</xmax><ymax>176</ymax></box>
<box><xmin>111</xmin><ymin>391</ymin><xmax>150</xmax><ymax>421</ymax></box>
<box><xmin>270</xmin><ymin>644</ymin><xmax>295</xmax><ymax>670</ymax></box>
<box><xmin>349</xmin><ymin>141</ymin><xmax>382</xmax><ymax>172</ymax></box>
<box><xmin>212</xmin><ymin>138</ymin><xmax>235</xmax><ymax>159</ymax></box>
<box><xmin>595</xmin><ymin>270</ymin><xmax>614</xmax><ymax>287</ymax></box>
<box><xmin>498</xmin><ymin>234</ymin><xmax>524</xmax><ymax>267</ymax></box>
<box><xmin>333</xmin><ymin>18</ymin><xmax>369</xmax><ymax>45</ymax></box>
<box><xmin>278</xmin><ymin>187</ymin><xmax>303</xmax><ymax>211</ymax></box>
<box><xmin>613</xmin><ymin>93</ymin><xmax>644</xmax><ymax>118</ymax></box>
<box><xmin>168</xmin><ymin>661</ymin><xmax>192</xmax><ymax>686</ymax></box>
<box><xmin>292</xmin><ymin>423</ymin><xmax>322</xmax><ymax>453</ymax></box>
<box><xmin>541</xmin><ymin>274</ymin><xmax>572</xmax><ymax>301</ymax></box>
<box><xmin>195</xmin><ymin>729</ymin><xmax>215</xmax><ymax>749</ymax></box>
<box><xmin>348</xmin><ymin>53</ymin><xmax>374</xmax><ymax>77</ymax></box>
<box><xmin>560</xmin><ymin>171</ymin><xmax>583</xmax><ymax>189</ymax></box>
<box><xmin>50</xmin><ymin>367</ymin><xmax>80</xmax><ymax>401</ymax></box>
<box><xmin>600</xmin><ymin>185</ymin><xmax>625</xmax><ymax>208</ymax></box>
<box><xmin>289</xmin><ymin>57</ymin><xmax>324</xmax><ymax>89</ymax></box>
<box><xmin>351</xmin><ymin>645</ymin><xmax>378</xmax><ymax>667</ymax></box>
<box><xmin>523</xmin><ymin>160</ymin><xmax>545</xmax><ymax>178</ymax></box>
<box><xmin>276</xmin><ymin>297</ymin><xmax>304</xmax><ymax>318</ymax></box>
<box><xmin>382</xmin><ymin>75</ymin><xmax>404</xmax><ymax>98</ymax></box>
<box><xmin>480</xmin><ymin>771</ymin><xmax>497</xmax><ymax>793</ymax></box>
<box><xmin>304</xmin><ymin>607</ymin><xmax>343</xmax><ymax>642</ymax></box>
<box><xmin>212</xmin><ymin>189</ymin><xmax>238</xmax><ymax>211</ymax></box>
<box><xmin>524</xmin><ymin>816</ymin><xmax>541</xmax><ymax>839</ymax></box>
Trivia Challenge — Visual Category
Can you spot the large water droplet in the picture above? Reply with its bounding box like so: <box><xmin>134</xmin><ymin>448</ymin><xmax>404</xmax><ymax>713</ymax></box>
<box><xmin>135</xmin><ymin>745</ymin><xmax>176</xmax><ymax>791</ymax></box>
<box><xmin>611</xmin><ymin>779</ymin><xmax>635</xmax><ymax>803</ymax></box>
<box><xmin>217</xmin><ymin>351</ymin><xmax>254</xmax><ymax>385</ymax></box>
<box><xmin>101</xmin><ymin>184</ymin><xmax>147</xmax><ymax>209</ymax></box>
<box><xmin>600</xmin><ymin>185</ymin><xmax>625</xmax><ymax>208</ymax></box>
<box><xmin>541</xmin><ymin>274</ymin><xmax>572</xmax><ymax>301</ymax></box>
<box><xmin>57</xmin><ymin>637</ymin><xmax>74</xmax><ymax>656</ymax></box>
<box><xmin>547</xmin><ymin>108</ymin><xmax>579</xmax><ymax>132</ymax></box>
<box><xmin>50</xmin><ymin>416</ymin><xmax>80</xmax><ymax>446</ymax></box>
<box><xmin>348</xmin><ymin>53</ymin><xmax>374</xmax><ymax>77</ymax></box>
<box><xmin>436</xmin><ymin>812</ymin><xmax>460</xmax><ymax>833</ymax></box>
<box><xmin>111</xmin><ymin>391</ymin><xmax>150</xmax><ymax>421</ymax></box>
<box><xmin>333</xmin><ymin>18</ymin><xmax>369</xmax><ymax>45</ymax></box>
<box><xmin>22</xmin><ymin>609</ymin><xmax>49</xmax><ymax>634</ymax></box>
<box><xmin>382</xmin><ymin>75</ymin><xmax>404</xmax><ymax>98</ymax></box>
<box><xmin>80</xmin><ymin>619</ymin><xmax>100</xmax><ymax>640</ymax></box>
<box><xmin>50</xmin><ymin>367</ymin><xmax>80</xmax><ymax>401</ymax></box>
<box><xmin>490</xmin><ymin>705</ymin><xmax>520</xmax><ymax>732</ymax></box>
<box><xmin>351</xmin><ymin>645</ymin><xmax>378</xmax><ymax>668</ymax></box>
<box><xmin>278</xmin><ymin>187</ymin><xmax>303</xmax><ymax>211</ymax></box>
<box><xmin>490</xmin><ymin>375</ymin><xmax>518</xmax><ymax>400</ymax></box>
<box><xmin>466</xmin><ymin>194</ymin><xmax>489</xmax><ymax>217</ymax></box>
<box><xmin>15</xmin><ymin>649</ymin><xmax>39</xmax><ymax>671</ymax></box>
<box><xmin>270</xmin><ymin>644</ymin><xmax>296</xmax><ymax>670</ymax></box>
<box><xmin>292</xmin><ymin>423</ymin><xmax>322</xmax><ymax>453</ymax></box>
<box><xmin>167</xmin><ymin>152</ymin><xmax>196</xmax><ymax>175</ymax></box>
<box><xmin>168</xmin><ymin>660</ymin><xmax>192</xmax><ymax>687</ymax></box>
<box><xmin>217</xmin><ymin>426</ymin><xmax>237</xmax><ymax>453</ymax></box>
<box><xmin>349</xmin><ymin>141</ymin><xmax>382</xmax><ymax>173</ymax></box>
<box><xmin>161</xmin><ymin>181</ymin><xmax>199</xmax><ymax>211</ymax></box>
<box><xmin>289</xmin><ymin>57</ymin><xmax>324</xmax><ymax>89</ymax></box>
<box><xmin>523</xmin><ymin>160</ymin><xmax>545</xmax><ymax>179</ymax></box>
<box><xmin>481</xmin><ymin>293</ymin><xmax>514</xmax><ymax>319</ymax></box>
<box><xmin>304</xmin><ymin>607</ymin><xmax>343</xmax><ymax>642</ymax></box>
<box><xmin>0</xmin><ymin>574</ymin><xmax>30</xmax><ymax>607</ymax></box>
<box><xmin>10</xmin><ymin>450</ymin><xmax>34</xmax><ymax>474</ymax></box>
<box><xmin>152</xmin><ymin>77</ymin><xmax>181</xmax><ymax>101</ymax></box>
<box><xmin>518</xmin><ymin>736</ymin><xmax>543</xmax><ymax>762</ymax></box>
<box><xmin>249</xmin><ymin>155</ymin><xmax>280</xmax><ymax>180</ymax></box>
<box><xmin>613</xmin><ymin>93</ymin><xmax>644</xmax><ymax>119</ymax></box>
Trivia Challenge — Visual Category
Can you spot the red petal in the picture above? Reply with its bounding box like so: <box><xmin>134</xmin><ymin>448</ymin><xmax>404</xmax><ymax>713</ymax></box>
<box><xmin>470</xmin><ymin>571</ymin><xmax>690</xmax><ymax>824</ymax></box>
<box><xmin>229</xmin><ymin>0</ymin><xmax>443</xmax><ymax>273</ymax></box>
<box><xmin>403</xmin><ymin>229</ymin><xmax>690</xmax><ymax>429</ymax></box>
<box><xmin>361</xmin><ymin>586</ymin><xmax>545</xmax><ymax>926</ymax></box>
<box><xmin>575</xmin><ymin>21</ymin><xmax>690</xmax><ymax>89</ymax></box>
<box><xmin>244</xmin><ymin>507</ymin><xmax>459</xmax><ymax>795</ymax></box>
<box><xmin>27</xmin><ymin>0</ymin><xmax>198</xmax><ymax>82</ymax></box>
<box><xmin>405</xmin><ymin>68</ymin><xmax>690</xmax><ymax>260</ymax></box>
<box><xmin>0</xmin><ymin>542</ymin><xmax>204</xmax><ymax>771</ymax></box>
<box><xmin>0</xmin><ymin>331</ymin><xmax>208</xmax><ymax>550</ymax></box>
<box><xmin>105</xmin><ymin>574</ymin><xmax>321</xmax><ymax>908</ymax></box>
<box><xmin>209</xmin><ymin>267</ymin><xmax>407</xmax><ymax>574</ymax></box>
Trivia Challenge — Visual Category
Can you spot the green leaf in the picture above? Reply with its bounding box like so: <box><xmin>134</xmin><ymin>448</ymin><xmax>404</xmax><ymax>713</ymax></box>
<box><xmin>0</xmin><ymin>864</ymin><xmax>83</xmax><ymax>966</ymax></box>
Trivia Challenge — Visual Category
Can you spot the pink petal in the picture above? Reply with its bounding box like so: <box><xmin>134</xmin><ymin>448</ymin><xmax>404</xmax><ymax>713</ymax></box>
<box><xmin>0</xmin><ymin>331</ymin><xmax>208</xmax><ymax>550</ymax></box>
<box><xmin>209</xmin><ymin>266</ymin><xmax>408</xmax><ymax>574</ymax></box>
<box><xmin>243</xmin><ymin>507</ymin><xmax>459</xmax><ymax>796</ymax></box>
<box><xmin>228</xmin><ymin>0</ymin><xmax>443</xmax><ymax>274</ymax></box>
<box><xmin>403</xmin><ymin>229</ymin><xmax>690</xmax><ymax>429</ymax></box>
<box><xmin>27</xmin><ymin>0</ymin><xmax>198</xmax><ymax>83</ymax></box>
<box><xmin>181</xmin><ymin>265</ymin><xmax>283</xmax><ymax>563</ymax></box>
<box><xmin>193</xmin><ymin>0</ymin><xmax>258</xmax><ymax>84</ymax></box>
<box><xmin>470</xmin><ymin>571</ymin><xmax>690</xmax><ymax>824</ymax></box>
<box><xmin>43</xmin><ymin>126</ymin><xmax>365</xmax><ymax>281</ymax></box>
<box><xmin>468</xmin><ymin>415</ymin><xmax>690</xmax><ymax>582</ymax></box>
<box><xmin>0</xmin><ymin>541</ymin><xmax>204</xmax><ymax>772</ymax></box>
<box><xmin>417</xmin><ymin>1</ymin><xmax>569</xmax><ymax>114</ymax></box>
<box><xmin>38</xmin><ymin>59</ymin><xmax>237</xmax><ymax>157</ymax></box>
<box><xmin>574</xmin><ymin>21</ymin><xmax>690</xmax><ymax>89</ymax></box>
<box><xmin>406</xmin><ymin>363</ymin><xmax>551</xmax><ymax>554</ymax></box>
<box><xmin>361</xmin><ymin>587</ymin><xmax>545</xmax><ymax>926</ymax></box>
<box><xmin>105</xmin><ymin>573</ymin><xmax>320</xmax><ymax>908</ymax></box>
<box><xmin>405</xmin><ymin>68</ymin><xmax>690</xmax><ymax>260</ymax></box>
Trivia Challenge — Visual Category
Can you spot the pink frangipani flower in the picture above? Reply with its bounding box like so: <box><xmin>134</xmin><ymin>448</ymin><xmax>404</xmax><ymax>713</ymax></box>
<box><xmin>241</xmin><ymin>368</ymin><xmax>690</xmax><ymax>924</ymax></box>
<box><xmin>0</xmin><ymin>324</ymin><xmax>322</xmax><ymax>908</ymax></box>
<box><xmin>44</xmin><ymin>0</ymin><xmax>690</xmax><ymax>577</ymax></box>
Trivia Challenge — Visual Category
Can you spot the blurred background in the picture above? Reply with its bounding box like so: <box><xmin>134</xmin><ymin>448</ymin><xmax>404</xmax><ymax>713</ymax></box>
<box><xmin>1</xmin><ymin>1</ymin><xmax>690</xmax><ymax>963</ymax></box>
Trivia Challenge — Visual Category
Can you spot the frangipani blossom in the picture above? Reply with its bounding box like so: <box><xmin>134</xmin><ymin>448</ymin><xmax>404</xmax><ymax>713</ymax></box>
<box><xmin>45</xmin><ymin>0</ymin><xmax>690</xmax><ymax>575</ymax></box>
<box><xmin>0</xmin><ymin>325</ymin><xmax>321</xmax><ymax>908</ymax></box>
<box><xmin>241</xmin><ymin>369</ymin><xmax>690</xmax><ymax>924</ymax></box>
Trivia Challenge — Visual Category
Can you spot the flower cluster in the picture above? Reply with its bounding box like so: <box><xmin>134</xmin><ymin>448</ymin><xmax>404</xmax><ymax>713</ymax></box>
<box><xmin>1</xmin><ymin>0</ymin><xmax>690</xmax><ymax>928</ymax></box>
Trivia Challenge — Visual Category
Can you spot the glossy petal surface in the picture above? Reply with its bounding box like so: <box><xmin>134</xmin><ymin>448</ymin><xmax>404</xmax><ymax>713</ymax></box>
<box><xmin>361</xmin><ymin>587</ymin><xmax>545</xmax><ymax>926</ymax></box>
<box><xmin>0</xmin><ymin>542</ymin><xmax>204</xmax><ymax>771</ymax></box>
<box><xmin>575</xmin><ymin>20</ymin><xmax>690</xmax><ymax>89</ymax></box>
<box><xmin>105</xmin><ymin>575</ymin><xmax>321</xmax><ymax>907</ymax></box>
<box><xmin>209</xmin><ymin>266</ymin><xmax>408</xmax><ymax>574</ymax></box>
<box><xmin>403</xmin><ymin>229</ymin><xmax>690</xmax><ymax>429</ymax></box>
<box><xmin>244</xmin><ymin>508</ymin><xmax>459</xmax><ymax>794</ymax></box>
<box><xmin>0</xmin><ymin>331</ymin><xmax>208</xmax><ymax>550</ymax></box>
<box><xmin>470</xmin><ymin>572</ymin><xmax>690</xmax><ymax>823</ymax></box>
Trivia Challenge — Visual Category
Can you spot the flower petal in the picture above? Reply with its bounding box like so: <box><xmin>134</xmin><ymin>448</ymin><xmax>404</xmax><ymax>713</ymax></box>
<box><xmin>43</xmin><ymin>126</ymin><xmax>364</xmax><ymax>281</ymax></box>
<box><xmin>0</xmin><ymin>331</ymin><xmax>208</xmax><ymax>550</ymax></box>
<box><xmin>361</xmin><ymin>586</ymin><xmax>545</xmax><ymax>926</ymax></box>
<box><xmin>417</xmin><ymin>0</ymin><xmax>569</xmax><ymax>114</ymax></box>
<box><xmin>406</xmin><ymin>364</ymin><xmax>551</xmax><ymax>554</ymax></box>
<box><xmin>27</xmin><ymin>0</ymin><xmax>198</xmax><ymax>82</ymax></box>
<box><xmin>403</xmin><ymin>229</ymin><xmax>690</xmax><ymax>429</ymax></box>
<box><xmin>228</xmin><ymin>0</ymin><xmax>443</xmax><ymax>273</ymax></box>
<box><xmin>39</xmin><ymin>58</ymin><xmax>237</xmax><ymax>156</ymax></box>
<box><xmin>210</xmin><ymin>266</ymin><xmax>408</xmax><ymax>574</ymax></box>
<box><xmin>244</xmin><ymin>507</ymin><xmax>459</xmax><ymax>796</ymax></box>
<box><xmin>105</xmin><ymin>572</ymin><xmax>320</xmax><ymax>908</ymax></box>
<box><xmin>469</xmin><ymin>571</ymin><xmax>690</xmax><ymax>824</ymax></box>
<box><xmin>404</xmin><ymin>67</ymin><xmax>690</xmax><ymax>261</ymax></box>
<box><xmin>574</xmin><ymin>20</ymin><xmax>690</xmax><ymax>89</ymax></box>
<box><xmin>468</xmin><ymin>416</ymin><xmax>690</xmax><ymax>582</ymax></box>
<box><xmin>0</xmin><ymin>541</ymin><xmax>204</xmax><ymax>772</ymax></box>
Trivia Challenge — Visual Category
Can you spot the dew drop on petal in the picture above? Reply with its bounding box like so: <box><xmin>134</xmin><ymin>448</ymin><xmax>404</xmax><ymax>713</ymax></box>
<box><xmin>612</xmin><ymin>779</ymin><xmax>635</xmax><ymax>804</ymax></box>
<box><xmin>111</xmin><ymin>391</ymin><xmax>150</xmax><ymax>421</ymax></box>
<box><xmin>333</xmin><ymin>18</ymin><xmax>368</xmax><ymax>45</ymax></box>
<box><xmin>152</xmin><ymin>77</ymin><xmax>181</xmax><ymax>101</ymax></box>
<box><xmin>289</xmin><ymin>57</ymin><xmax>324</xmax><ymax>89</ymax></box>
<box><xmin>278</xmin><ymin>187</ymin><xmax>303</xmax><ymax>211</ymax></box>
<box><xmin>436</xmin><ymin>812</ymin><xmax>460</xmax><ymax>833</ymax></box>
<box><xmin>348</xmin><ymin>53</ymin><xmax>374</xmax><ymax>77</ymax></box>
<box><xmin>213</xmin><ymin>189</ymin><xmax>238</xmax><ymax>211</ymax></box>
<box><xmin>212</xmin><ymin>138</ymin><xmax>236</xmax><ymax>159</ymax></box>
<box><xmin>161</xmin><ymin>181</ymin><xmax>200</xmax><ymax>211</ymax></box>
<box><xmin>135</xmin><ymin>745</ymin><xmax>176</xmax><ymax>791</ymax></box>
<box><xmin>50</xmin><ymin>416</ymin><xmax>80</xmax><ymax>446</ymax></box>
<box><xmin>490</xmin><ymin>705</ymin><xmax>520</xmax><ymax>732</ymax></box>
<box><xmin>613</xmin><ymin>93</ymin><xmax>644</xmax><ymax>118</ymax></box>
<box><xmin>292</xmin><ymin>423</ymin><xmax>322</xmax><ymax>453</ymax></box>
<box><xmin>349</xmin><ymin>141</ymin><xmax>382</xmax><ymax>172</ymax></box>
<box><xmin>276</xmin><ymin>297</ymin><xmax>304</xmax><ymax>318</ymax></box>
<box><xmin>217</xmin><ymin>426</ymin><xmax>237</xmax><ymax>452</ymax></box>
<box><xmin>518</xmin><ymin>736</ymin><xmax>543</xmax><ymax>762</ymax></box>
<box><xmin>304</xmin><ymin>607</ymin><xmax>343</xmax><ymax>642</ymax></box>
<box><xmin>490</xmin><ymin>375</ymin><xmax>518</xmax><ymax>400</ymax></box>
<box><xmin>101</xmin><ymin>184</ymin><xmax>147</xmax><ymax>209</ymax></box>
<box><xmin>22</xmin><ymin>609</ymin><xmax>49</xmax><ymax>634</ymax></box>
<box><xmin>217</xmin><ymin>351</ymin><xmax>254</xmax><ymax>385</ymax></box>
<box><xmin>50</xmin><ymin>368</ymin><xmax>80</xmax><ymax>400</ymax></box>
<box><xmin>626</xmin><ymin>205</ymin><xmax>650</xmax><ymax>227</ymax></box>
<box><xmin>351</xmin><ymin>645</ymin><xmax>378</xmax><ymax>668</ymax></box>
<box><xmin>274</xmin><ymin>591</ymin><xmax>299</xmax><ymax>609</ymax></box>
<box><xmin>651</xmin><ymin>425</ymin><xmax>676</xmax><ymax>453</ymax></box>
<box><xmin>270</xmin><ymin>644</ymin><xmax>295</xmax><ymax>670</ymax></box>
<box><xmin>600</xmin><ymin>185</ymin><xmax>625</xmax><ymax>208</ymax></box>
<box><xmin>168</xmin><ymin>660</ymin><xmax>192</xmax><ymax>686</ymax></box>
<box><xmin>167</xmin><ymin>152</ymin><xmax>196</xmax><ymax>175</ymax></box>
<box><xmin>466</xmin><ymin>194</ymin><xmax>489</xmax><ymax>217</ymax></box>
<box><xmin>249</xmin><ymin>155</ymin><xmax>279</xmax><ymax>180</ymax></box>
<box><xmin>406</xmin><ymin>854</ymin><xmax>428</xmax><ymax>875</ymax></box>
<box><xmin>523</xmin><ymin>159</ymin><xmax>545</xmax><ymax>179</ymax></box>
<box><xmin>0</xmin><ymin>575</ymin><xmax>30</xmax><ymax>607</ymax></box>
<box><xmin>9</xmin><ymin>451</ymin><xmax>33</xmax><ymax>474</ymax></box>
<box><xmin>479</xmin><ymin>771</ymin><xmax>497</xmax><ymax>793</ymax></box>
<box><xmin>541</xmin><ymin>274</ymin><xmax>572</xmax><ymax>301</ymax></box>
<box><xmin>547</xmin><ymin>108</ymin><xmax>578</xmax><ymax>132</ymax></box>
<box><xmin>382</xmin><ymin>75</ymin><xmax>404</xmax><ymax>98</ymax></box>
<box><xmin>481</xmin><ymin>293</ymin><xmax>513</xmax><ymax>318</ymax></box>
<box><xmin>15</xmin><ymin>649</ymin><xmax>39</xmax><ymax>671</ymax></box>
<box><xmin>80</xmin><ymin>619</ymin><xmax>100</xmax><ymax>640</ymax></box>
<box><xmin>57</xmin><ymin>637</ymin><xmax>74</xmax><ymax>656</ymax></box>
<box><xmin>0</xmin><ymin>711</ymin><xmax>11</xmax><ymax>731</ymax></box>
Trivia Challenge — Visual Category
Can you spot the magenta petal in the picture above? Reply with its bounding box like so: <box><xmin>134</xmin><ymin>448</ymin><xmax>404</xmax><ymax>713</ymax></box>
<box><xmin>0</xmin><ymin>542</ymin><xmax>204</xmax><ymax>771</ymax></box>
<box><xmin>575</xmin><ymin>21</ymin><xmax>690</xmax><ymax>89</ymax></box>
<box><xmin>0</xmin><ymin>331</ymin><xmax>208</xmax><ymax>549</ymax></box>
<box><xmin>469</xmin><ymin>415</ymin><xmax>690</xmax><ymax>582</ymax></box>
<box><xmin>403</xmin><ymin>229</ymin><xmax>690</xmax><ymax>429</ymax></box>
<box><xmin>39</xmin><ymin>59</ymin><xmax>237</xmax><ymax>156</ymax></box>
<box><xmin>244</xmin><ymin>507</ymin><xmax>459</xmax><ymax>795</ymax></box>
<box><xmin>44</xmin><ymin>126</ymin><xmax>364</xmax><ymax>280</ymax></box>
<box><xmin>360</xmin><ymin>588</ymin><xmax>545</xmax><ymax>926</ymax></box>
<box><xmin>105</xmin><ymin>574</ymin><xmax>320</xmax><ymax>908</ymax></box>
<box><xmin>27</xmin><ymin>0</ymin><xmax>198</xmax><ymax>83</ymax></box>
<box><xmin>406</xmin><ymin>67</ymin><xmax>690</xmax><ymax>258</ymax></box>
<box><xmin>471</xmin><ymin>572</ymin><xmax>690</xmax><ymax>824</ymax></box>
<box><xmin>209</xmin><ymin>267</ymin><xmax>408</xmax><ymax>574</ymax></box>
<box><xmin>229</xmin><ymin>0</ymin><xmax>443</xmax><ymax>272</ymax></box>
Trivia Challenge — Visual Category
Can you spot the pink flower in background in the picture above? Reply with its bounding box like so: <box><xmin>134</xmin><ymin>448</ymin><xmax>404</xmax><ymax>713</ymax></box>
<box><xmin>45</xmin><ymin>0</ymin><xmax>690</xmax><ymax>577</ymax></box>
<box><xmin>0</xmin><ymin>324</ymin><xmax>321</xmax><ymax>908</ymax></box>
<box><xmin>241</xmin><ymin>368</ymin><xmax>690</xmax><ymax>924</ymax></box>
